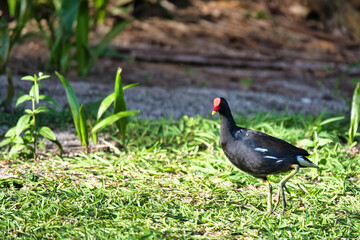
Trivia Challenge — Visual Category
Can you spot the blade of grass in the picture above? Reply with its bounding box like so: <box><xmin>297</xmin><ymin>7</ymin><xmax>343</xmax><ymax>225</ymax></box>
<box><xmin>113</xmin><ymin>68</ymin><xmax>127</xmax><ymax>144</ymax></box>
<box><xmin>97</xmin><ymin>93</ymin><xmax>114</xmax><ymax>121</ymax></box>
<box><xmin>349</xmin><ymin>82</ymin><xmax>360</xmax><ymax>145</ymax></box>
<box><xmin>91</xmin><ymin>110</ymin><xmax>138</xmax><ymax>135</ymax></box>
<box><xmin>56</xmin><ymin>72</ymin><xmax>81</xmax><ymax>138</ymax></box>
<box><xmin>91</xmin><ymin>110</ymin><xmax>139</xmax><ymax>134</ymax></box>
<box><xmin>79</xmin><ymin>104</ymin><xmax>89</xmax><ymax>148</ymax></box>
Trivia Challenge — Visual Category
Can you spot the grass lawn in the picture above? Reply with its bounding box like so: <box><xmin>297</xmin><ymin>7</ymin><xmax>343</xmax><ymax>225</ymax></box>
<box><xmin>0</xmin><ymin>111</ymin><xmax>359</xmax><ymax>239</ymax></box>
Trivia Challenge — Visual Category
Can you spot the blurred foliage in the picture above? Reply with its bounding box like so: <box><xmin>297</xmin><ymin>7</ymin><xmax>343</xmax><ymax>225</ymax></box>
<box><xmin>0</xmin><ymin>0</ymin><xmax>187</xmax><ymax>78</ymax></box>
<box><xmin>33</xmin><ymin>0</ymin><xmax>131</xmax><ymax>76</ymax></box>
<box><xmin>0</xmin><ymin>0</ymin><xmax>34</xmax><ymax>111</ymax></box>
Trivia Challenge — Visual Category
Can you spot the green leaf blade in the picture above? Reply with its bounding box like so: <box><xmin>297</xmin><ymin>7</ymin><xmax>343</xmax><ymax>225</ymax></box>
<box><xmin>79</xmin><ymin>104</ymin><xmax>89</xmax><ymax>148</ymax></box>
<box><xmin>38</xmin><ymin>126</ymin><xmax>56</xmax><ymax>141</ymax></box>
<box><xmin>16</xmin><ymin>114</ymin><xmax>31</xmax><ymax>136</ymax></box>
<box><xmin>97</xmin><ymin>93</ymin><xmax>114</xmax><ymax>121</ymax></box>
<box><xmin>21</xmin><ymin>76</ymin><xmax>35</xmax><ymax>81</ymax></box>
<box><xmin>56</xmin><ymin>71</ymin><xmax>81</xmax><ymax>138</ymax></box>
<box><xmin>0</xmin><ymin>138</ymin><xmax>12</xmax><ymax>148</ymax></box>
<box><xmin>91</xmin><ymin>110</ymin><xmax>138</xmax><ymax>135</ymax></box>
<box><xmin>123</xmin><ymin>82</ymin><xmax>139</xmax><ymax>91</ymax></box>
<box><xmin>113</xmin><ymin>68</ymin><xmax>127</xmax><ymax>144</ymax></box>
<box><xmin>38</xmin><ymin>95</ymin><xmax>60</xmax><ymax>108</ymax></box>
<box><xmin>16</xmin><ymin>94</ymin><xmax>32</xmax><ymax>107</ymax></box>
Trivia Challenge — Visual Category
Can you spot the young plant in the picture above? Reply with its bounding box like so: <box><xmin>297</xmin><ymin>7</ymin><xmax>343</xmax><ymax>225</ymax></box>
<box><xmin>93</xmin><ymin>68</ymin><xmax>139</xmax><ymax>147</ymax></box>
<box><xmin>349</xmin><ymin>82</ymin><xmax>360</xmax><ymax>145</ymax></box>
<box><xmin>56</xmin><ymin>69</ymin><xmax>138</xmax><ymax>152</ymax></box>
<box><xmin>0</xmin><ymin>73</ymin><xmax>62</xmax><ymax>160</ymax></box>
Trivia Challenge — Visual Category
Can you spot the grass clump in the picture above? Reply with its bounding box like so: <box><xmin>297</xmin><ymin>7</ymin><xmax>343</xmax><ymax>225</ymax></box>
<box><xmin>0</xmin><ymin>112</ymin><xmax>359</xmax><ymax>239</ymax></box>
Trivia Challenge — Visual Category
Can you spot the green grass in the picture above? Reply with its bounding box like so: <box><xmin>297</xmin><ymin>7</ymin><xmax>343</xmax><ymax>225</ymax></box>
<box><xmin>0</xmin><ymin>112</ymin><xmax>360</xmax><ymax>239</ymax></box>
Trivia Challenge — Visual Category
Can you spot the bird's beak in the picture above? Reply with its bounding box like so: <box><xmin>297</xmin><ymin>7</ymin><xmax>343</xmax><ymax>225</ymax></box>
<box><xmin>212</xmin><ymin>110</ymin><xmax>217</xmax><ymax>115</ymax></box>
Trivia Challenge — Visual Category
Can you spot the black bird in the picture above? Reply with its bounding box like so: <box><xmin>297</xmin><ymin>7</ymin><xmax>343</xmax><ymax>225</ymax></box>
<box><xmin>212</xmin><ymin>97</ymin><xmax>318</xmax><ymax>213</ymax></box>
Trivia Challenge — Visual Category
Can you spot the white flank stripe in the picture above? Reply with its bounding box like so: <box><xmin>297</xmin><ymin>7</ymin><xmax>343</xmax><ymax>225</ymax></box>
<box><xmin>297</xmin><ymin>156</ymin><xmax>314</xmax><ymax>167</ymax></box>
<box><xmin>264</xmin><ymin>156</ymin><xmax>278</xmax><ymax>159</ymax></box>
<box><xmin>276</xmin><ymin>159</ymin><xmax>284</xmax><ymax>163</ymax></box>
<box><xmin>254</xmin><ymin>148</ymin><xmax>268</xmax><ymax>153</ymax></box>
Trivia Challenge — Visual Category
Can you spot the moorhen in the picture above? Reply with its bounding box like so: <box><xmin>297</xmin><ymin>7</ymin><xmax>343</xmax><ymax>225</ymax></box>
<box><xmin>212</xmin><ymin>97</ymin><xmax>318</xmax><ymax>213</ymax></box>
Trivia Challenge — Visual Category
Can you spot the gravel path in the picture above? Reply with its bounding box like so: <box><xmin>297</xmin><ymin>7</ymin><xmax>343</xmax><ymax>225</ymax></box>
<box><xmin>0</xmin><ymin>74</ymin><xmax>348</xmax><ymax>120</ymax></box>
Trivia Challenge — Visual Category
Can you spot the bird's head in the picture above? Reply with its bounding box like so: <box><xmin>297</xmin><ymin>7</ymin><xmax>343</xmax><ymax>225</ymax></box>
<box><xmin>212</xmin><ymin>97</ymin><xmax>228</xmax><ymax>115</ymax></box>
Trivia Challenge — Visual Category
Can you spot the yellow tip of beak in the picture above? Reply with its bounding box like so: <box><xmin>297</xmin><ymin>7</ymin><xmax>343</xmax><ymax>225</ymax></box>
<box><xmin>212</xmin><ymin>111</ymin><xmax>217</xmax><ymax>115</ymax></box>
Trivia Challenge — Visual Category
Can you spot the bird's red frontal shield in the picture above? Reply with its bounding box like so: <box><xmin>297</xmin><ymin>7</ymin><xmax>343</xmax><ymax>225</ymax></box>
<box><xmin>212</xmin><ymin>97</ymin><xmax>221</xmax><ymax>115</ymax></box>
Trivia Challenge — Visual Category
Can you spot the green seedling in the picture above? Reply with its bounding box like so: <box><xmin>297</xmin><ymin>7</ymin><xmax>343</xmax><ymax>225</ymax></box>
<box><xmin>0</xmin><ymin>73</ymin><xmax>62</xmax><ymax>160</ymax></box>
<box><xmin>57</xmin><ymin>68</ymin><xmax>138</xmax><ymax>152</ymax></box>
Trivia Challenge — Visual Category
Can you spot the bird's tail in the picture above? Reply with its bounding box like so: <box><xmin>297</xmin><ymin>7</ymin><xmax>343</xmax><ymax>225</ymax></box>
<box><xmin>296</xmin><ymin>155</ymin><xmax>319</xmax><ymax>169</ymax></box>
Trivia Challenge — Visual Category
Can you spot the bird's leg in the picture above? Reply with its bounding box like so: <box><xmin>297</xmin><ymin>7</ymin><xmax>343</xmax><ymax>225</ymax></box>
<box><xmin>264</xmin><ymin>180</ymin><xmax>273</xmax><ymax>214</ymax></box>
<box><xmin>273</xmin><ymin>165</ymin><xmax>300</xmax><ymax>214</ymax></box>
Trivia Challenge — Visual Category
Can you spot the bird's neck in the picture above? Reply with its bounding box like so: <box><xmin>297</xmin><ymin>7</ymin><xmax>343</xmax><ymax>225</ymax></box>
<box><xmin>219</xmin><ymin>108</ymin><xmax>238</xmax><ymax>138</ymax></box>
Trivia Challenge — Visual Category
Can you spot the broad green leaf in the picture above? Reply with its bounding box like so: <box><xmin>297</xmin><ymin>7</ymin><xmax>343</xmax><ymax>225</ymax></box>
<box><xmin>97</xmin><ymin>93</ymin><xmax>114</xmax><ymax>121</ymax></box>
<box><xmin>56</xmin><ymin>72</ymin><xmax>81</xmax><ymax>138</ymax></box>
<box><xmin>113</xmin><ymin>68</ymin><xmax>127</xmax><ymax>144</ymax></box>
<box><xmin>16</xmin><ymin>114</ymin><xmax>31</xmax><ymax>136</ymax></box>
<box><xmin>34</xmin><ymin>106</ymin><xmax>58</xmax><ymax>115</ymax></box>
<box><xmin>21</xmin><ymin>75</ymin><xmax>35</xmax><ymax>81</ymax></box>
<box><xmin>38</xmin><ymin>95</ymin><xmax>60</xmax><ymax>108</ymax></box>
<box><xmin>79</xmin><ymin>104</ymin><xmax>89</xmax><ymax>148</ymax></box>
<box><xmin>5</xmin><ymin>126</ymin><xmax>16</xmax><ymax>138</ymax></box>
<box><xmin>37</xmin><ymin>74</ymin><xmax>50</xmax><ymax>81</ymax></box>
<box><xmin>38</xmin><ymin>126</ymin><xmax>56</xmax><ymax>141</ymax></box>
<box><xmin>15</xmin><ymin>94</ymin><xmax>32</xmax><ymax>107</ymax></box>
<box><xmin>9</xmin><ymin>144</ymin><xmax>25</xmax><ymax>160</ymax></box>
<box><xmin>91</xmin><ymin>110</ymin><xmax>138</xmax><ymax>135</ymax></box>
<box><xmin>13</xmin><ymin>135</ymin><xmax>24</xmax><ymax>144</ymax></box>
<box><xmin>123</xmin><ymin>82</ymin><xmax>139</xmax><ymax>90</ymax></box>
<box><xmin>349</xmin><ymin>82</ymin><xmax>360</xmax><ymax>145</ymax></box>
<box><xmin>0</xmin><ymin>138</ymin><xmax>11</xmax><ymax>148</ymax></box>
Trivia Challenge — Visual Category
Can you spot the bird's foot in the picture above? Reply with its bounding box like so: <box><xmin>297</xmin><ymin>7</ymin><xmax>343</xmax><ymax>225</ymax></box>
<box><xmin>273</xmin><ymin>182</ymin><xmax>288</xmax><ymax>214</ymax></box>
<box><xmin>284</xmin><ymin>184</ymin><xmax>291</xmax><ymax>195</ymax></box>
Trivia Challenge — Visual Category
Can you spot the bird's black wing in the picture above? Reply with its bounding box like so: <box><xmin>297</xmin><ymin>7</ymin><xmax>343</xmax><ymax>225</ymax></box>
<box><xmin>234</xmin><ymin>128</ymin><xmax>309</xmax><ymax>158</ymax></box>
